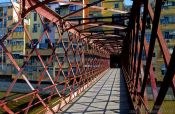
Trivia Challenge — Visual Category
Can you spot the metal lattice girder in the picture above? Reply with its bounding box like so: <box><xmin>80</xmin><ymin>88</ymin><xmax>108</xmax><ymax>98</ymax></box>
<box><xmin>122</xmin><ymin>0</ymin><xmax>175</xmax><ymax>113</ymax></box>
<box><xmin>24</xmin><ymin>0</ymin><xmax>128</xmax><ymax>15</ymax></box>
<box><xmin>0</xmin><ymin>0</ymin><xmax>115</xmax><ymax>113</ymax></box>
<box><xmin>4</xmin><ymin>0</ymin><xmax>175</xmax><ymax>113</ymax></box>
<box><xmin>24</xmin><ymin>0</ymin><xmax>127</xmax><ymax>54</ymax></box>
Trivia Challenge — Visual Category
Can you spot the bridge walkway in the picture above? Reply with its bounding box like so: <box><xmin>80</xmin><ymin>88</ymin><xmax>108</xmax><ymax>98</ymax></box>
<box><xmin>61</xmin><ymin>69</ymin><xmax>131</xmax><ymax>114</ymax></box>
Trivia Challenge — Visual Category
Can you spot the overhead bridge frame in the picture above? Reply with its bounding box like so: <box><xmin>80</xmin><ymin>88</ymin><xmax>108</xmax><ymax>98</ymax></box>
<box><xmin>0</xmin><ymin>0</ymin><xmax>175</xmax><ymax>113</ymax></box>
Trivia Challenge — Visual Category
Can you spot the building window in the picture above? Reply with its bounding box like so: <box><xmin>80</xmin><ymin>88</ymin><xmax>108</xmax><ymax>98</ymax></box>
<box><xmin>64</xmin><ymin>42</ymin><xmax>68</xmax><ymax>48</ymax></box>
<box><xmin>172</xmin><ymin>2</ymin><xmax>175</xmax><ymax>6</ymax></box>
<box><xmin>164</xmin><ymin>17</ymin><xmax>169</xmax><ymax>24</ymax></box>
<box><xmin>45</xmin><ymin>39</ymin><xmax>50</xmax><ymax>43</ymax></box>
<box><xmin>146</xmin><ymin>33</ymin><xmax>151</xmax><ymax>42</ymax></box>
<box><xmin>16</xmin><ymin>40</ymin><xmax>24</xmax><ymax>46</ymax></box>
<box><xmin>112</xmin><ymin>14</ymin><xmax>121</xmax><ymax>23</ymax></box>
<box><xmin>44</xmin><ymin>23</ymin><xmax>51</xmax><ymax>32</ymax></box>
<box><xmin>161</xmin><ymin>64</ymin><xmax>166</xmax><ymax>76</ymax></box>
<box><xmin>64</xmin><ymin>71</ymin><xmax>68</xmax><ymax>76</ymax></box>
<box><xmin>160</xmin><ymin>16</ymin><xmax>175</xmax><ymax>24</ymax></box>
<box><xmin>146</xmin><ymin>17</ymin><xmax>151</xmax><ymax>28</ymax></box>
<box><xmin>7</xmin><ymin>40</ymin><xmax>11</xmax><ymax>45</ymax></box>
<box><xmin>58</xmin><ymin>42</ymin><xmax>63</xmax><ymax>48</ymax></box>
<box><xmin>14</xmin><ymin>27</ymin><xmax>24</xmax><ymax>32</ymax></box>
<box><xmin>69</xmin><ymin>5</ymin><xmax>76</xmax><ymax>11</ymax></box>
<box><xmin>13</xmin><ymin>54</ymin><xmax>20</xmax><ymax>59</ymax></box>
<box><xmin>33</xmin><ymin>24</ymin><xmax>38</xmax><ymax>32</ymax></box>
<box><xmin>4</xmin><ymin>18</ymin><xmax>7</xmax><ymax>27</ymax></box>
<box><xmin>3</xmin><ymin>7</ymin><xmax>7</xmax><ymax>16</ymax></box>
<box><xmin>8</xmin><ymin>16</ymin><xmax>12</xmax><ymax>20</ymax></box>
<box><xmin>0</xmin><ymin>19</ymin><xmax>2</xmax><ymax>28</ymax></box>
<box><xmin>59</xmin><ymin>57</ymin><xmax>64</xmax><ymax>62</ymax></box>
<box><xmin>153</xmin><ymin>67</ymin><xmax>156</xmax><ymax>71</ymax></box>
<box><xmin>164</xmin><ymin>1</ymin><xmax>175</xmax><ymax>6</ymax></box>
<box><xmin>114</xmin><ymin>3</ymin><xmax>119</xmax><ymax>8</ymax></box>
<box><xmin>12</xmin><ymin>40</ymin><xmax>24</xmax><ymax>46</ymax></box>
<box><xmin>7</xmin><ymin>6</ymin><xmax>12</xmax><ymax>9</ymax></box>
<box><xmin>160</xmin><ymin>18</ymin><xmax>165</xmax><ymax>24</ymax></box>
<box><xmin>73</xmin><ymin>44</ymin><xmax>77</xmax><ymax>49</ymax></box>
<box><xmin>40</xmin><ymin>43</ymin><xmax>48</xmax><ymax>49</ymax></box>
<box><xmin>164</xmin><ymin>32</ymin><xmax>169</xmax><ymax>39</ymax></box>
<box><xmin>168</xmin><ymin>16</ymin><xmax>175</xmax><ymax>24</ymax></box>
<box><xmin>55</xmin><ymin>8</ymin><xmax>60</xmax><ymax>14</ymax></box>
<box><xmin>34</xmin><ymin>13</ymin><xmax>37</xmax><ymax>21</ymax></box>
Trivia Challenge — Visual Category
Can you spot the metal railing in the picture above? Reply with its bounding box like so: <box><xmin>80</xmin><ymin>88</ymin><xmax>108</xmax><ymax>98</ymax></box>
<box><xmin>0</xmin><ymin>0</ymin><xmax>110</xmax><ymax>113</ymax></box>
<box><xmin>122</xmin><ymin>0</ymin><xmax>175</xmax><ymax>113</ymax></box>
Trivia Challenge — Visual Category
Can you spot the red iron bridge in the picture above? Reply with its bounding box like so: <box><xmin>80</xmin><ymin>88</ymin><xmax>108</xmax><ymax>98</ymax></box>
<box><xmin>0</xmin><ymin>0</ymin><xmax>175</xmax><ymax>114</ymax></box>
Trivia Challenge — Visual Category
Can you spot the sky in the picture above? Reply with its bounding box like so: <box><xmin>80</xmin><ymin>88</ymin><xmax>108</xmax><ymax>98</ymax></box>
<box><xmin>0</xmin><ymin>0</ymin><xmax>10</xmax><ymax>3</ymax></box>
<box><xmin>124</xmin><ymin>0</ymin><xmax>133</xmax><ymax>6</ymax></box>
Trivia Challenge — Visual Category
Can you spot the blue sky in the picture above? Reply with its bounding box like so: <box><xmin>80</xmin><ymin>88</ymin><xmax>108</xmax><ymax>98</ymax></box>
<box><xmin>124</xmin><ymin>0</ymin><xmax>133</xmax><ymax>6</ymax></box>
<box><xmin>0</xmin><ymin>0</ymin><xmax>10</xmax><ymax>3</ymax></box>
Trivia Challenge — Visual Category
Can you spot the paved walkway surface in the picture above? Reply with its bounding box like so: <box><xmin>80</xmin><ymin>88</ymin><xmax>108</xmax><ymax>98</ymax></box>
<box><xmin>61</xmin><ymin>69</ymin><xmax>130</xmax><ymax>114</ymax></box>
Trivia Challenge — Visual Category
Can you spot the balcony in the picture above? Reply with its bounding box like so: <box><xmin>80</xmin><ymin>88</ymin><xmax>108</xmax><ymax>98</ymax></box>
<box><xmin>55</xmin><ymin>48</ymin><xmax>65</xmax><ymax>54</ymax></box>
<box><xmin>12</xmin><ymin>45</ymin><xmax>24</xmax><ymax>51</ymax></box>
<box><xmin>25</xmin><ymin>48</ymin><xmax>53</xmax><ymax>56</ymax></box>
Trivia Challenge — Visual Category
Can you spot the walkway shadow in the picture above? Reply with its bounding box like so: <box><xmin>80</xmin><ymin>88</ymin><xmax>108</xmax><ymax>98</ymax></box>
<box><xmin>61</xmin><ymin>69</ymin><xmax>132</xmax><ymax>114</ymax></box>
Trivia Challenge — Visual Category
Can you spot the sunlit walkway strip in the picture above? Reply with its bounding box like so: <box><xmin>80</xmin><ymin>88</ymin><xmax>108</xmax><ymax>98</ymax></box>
<box><xmin>61</xmin><ymin>69</ymin><xmax>130</xmax><ymax>114</ymax></box>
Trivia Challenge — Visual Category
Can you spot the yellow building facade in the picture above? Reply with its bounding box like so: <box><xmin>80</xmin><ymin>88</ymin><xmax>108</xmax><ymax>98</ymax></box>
<box><xmin>154</xmin><ymin>0</ymin><xmax>175</xmax><ymax>81</ymax></box>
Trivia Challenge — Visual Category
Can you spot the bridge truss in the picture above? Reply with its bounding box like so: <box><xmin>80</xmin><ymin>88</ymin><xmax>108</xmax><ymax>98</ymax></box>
<box><xmin>0</xmin><ymin>0</ymin><xmax>175</xmax><ymax>114</ymax></box>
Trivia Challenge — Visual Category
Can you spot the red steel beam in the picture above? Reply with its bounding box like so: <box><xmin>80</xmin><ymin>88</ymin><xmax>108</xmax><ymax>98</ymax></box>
<box><xmin>148</xmin><ymin>1</ymin><xmax>175</xmax><ymax>94</ymax></box>
<box><xmin>151</xmin><ymin>47</ymin><xmax>175</xmax><ymax>113</ymax></box>
<box><xmin>0</xmin><ymin>0</ymin><xmax>111</xmax><ymax>113</ymax></box>
<box><xmin>140</xmin><ymin>0</ymin><xmax>162</xmax><ymax>97</ymax></box>
<box><xmin>24</xmin><ymin>0</ymin><xmax>128</xmax><ymax>15</ymax></box>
